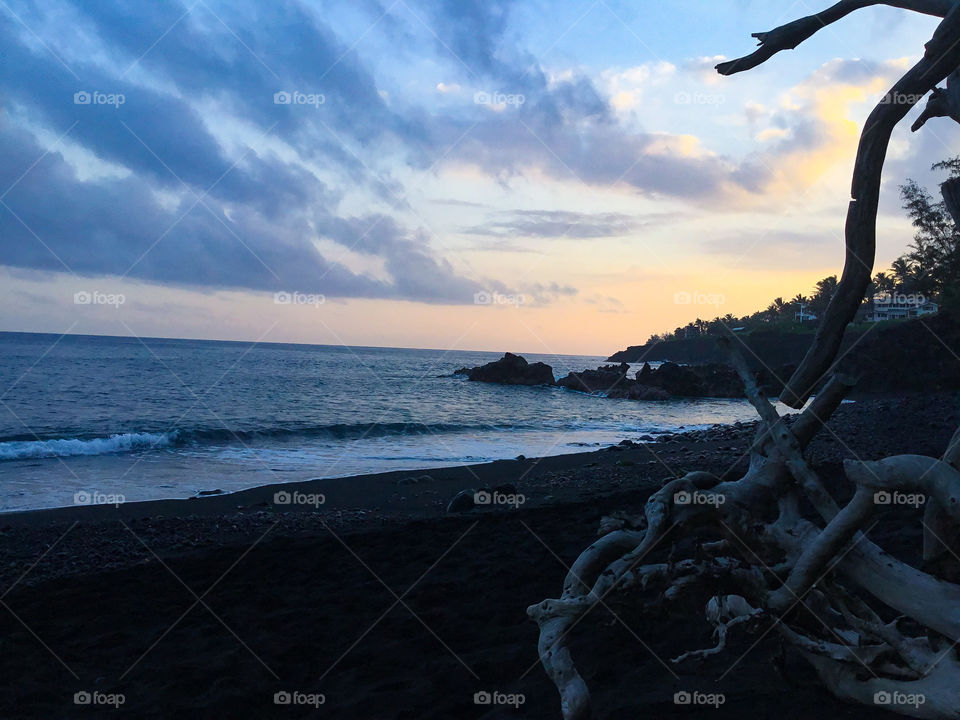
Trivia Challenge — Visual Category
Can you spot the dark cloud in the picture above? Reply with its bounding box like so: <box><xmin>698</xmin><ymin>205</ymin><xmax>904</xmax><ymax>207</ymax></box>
<box><xmin>435</xmin><ymin>105</ymin><xmax>755</xmax><ymax>200</ymax></box>
<box><xmin>1</xmin><ymin>0</ymin><xmax>902</xmax><ymax>308</ymax></box>
<box><xmin>0</xmin><ymin>122</ymin><xmax>478</xmax><ymax>303</ymax></box>
<box><xmin>419</xmin><ymin>0</ymin><xmax>515</xmax><ymax>77</ymax></box>
<box><xmin>0</xmin><ymin>1</ymin><xmax>501</xmax><ymax>303</ymax></box>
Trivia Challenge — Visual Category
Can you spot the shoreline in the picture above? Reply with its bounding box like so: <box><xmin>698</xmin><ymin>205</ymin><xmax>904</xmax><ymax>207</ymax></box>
<box><xmin>0</xmin><ymin>422</ymin><xmax>754</xmax><ymax>527</ymax></box>
<box><xmin>2</xmin><ymin>392</ymin><xmax>958</xmax><ymax>718</ymax></box>
<box><xmin>1</xmin><ymin>391</ymin><xmax>947</xmax><ymax>584</ymax></box>
<box><xmin>0</xmin><ymin>398</ymin><xmax>763</xmax><ymax>520</ymax></box>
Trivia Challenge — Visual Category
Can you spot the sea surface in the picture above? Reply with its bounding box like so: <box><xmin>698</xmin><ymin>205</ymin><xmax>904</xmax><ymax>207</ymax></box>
<box><xmin>0</xmin><ymin>332</ymin><xmax>768</xmax><ymax>512</ymax></box>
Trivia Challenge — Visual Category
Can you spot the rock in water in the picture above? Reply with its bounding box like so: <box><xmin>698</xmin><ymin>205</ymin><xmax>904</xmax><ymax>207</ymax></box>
<box><xmin>558</xmin><ymin>365</ymin><xmax>669</xmax><ymax>400</ymax></box>
<box><xmin>647</xmin><ymin>362</ymin><xmax>742</xmax><ymax>398</ymax></box>
<box><xmin>466</xmin><ymin>353</ymin><xmax>556</xmax><ymax>386</ymax></box>
<box><xmin>557</xmin><ymin>366</ymin><xmax>626</xmax><ymax>394</ymax></box>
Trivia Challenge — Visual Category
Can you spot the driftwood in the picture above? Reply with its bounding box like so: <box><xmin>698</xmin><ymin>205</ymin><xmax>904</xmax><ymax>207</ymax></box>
<box><xmin>529</xmin><ymin>3</ymin><xmax>960</xmax><ymax>718</ymax></box>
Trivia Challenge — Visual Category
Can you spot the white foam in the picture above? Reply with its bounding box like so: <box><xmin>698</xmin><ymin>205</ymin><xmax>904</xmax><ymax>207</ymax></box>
<box><xmin>0</xmin><ymin>431</ymin><xmax>174</xmax><ymax>460</ymax></box>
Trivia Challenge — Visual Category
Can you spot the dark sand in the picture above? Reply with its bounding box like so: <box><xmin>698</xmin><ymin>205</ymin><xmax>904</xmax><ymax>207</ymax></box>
<box><xmin>1</xmin><ymin>393</ymin><xmax>957</xmax><ymax>718</ymax></box>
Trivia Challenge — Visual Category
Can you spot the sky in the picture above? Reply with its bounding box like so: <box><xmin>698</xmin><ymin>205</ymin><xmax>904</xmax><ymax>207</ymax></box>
<box><xmin>1</xmin><ymin>0</ymin><xmax>959</xmax><ymax>356</ymax></box>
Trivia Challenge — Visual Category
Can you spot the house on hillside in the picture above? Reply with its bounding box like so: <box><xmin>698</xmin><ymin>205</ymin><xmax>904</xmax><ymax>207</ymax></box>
<box><xmin>867</xmin><ymin>294</ymin><xmax>939</xmax><ymax>322</ymax></box>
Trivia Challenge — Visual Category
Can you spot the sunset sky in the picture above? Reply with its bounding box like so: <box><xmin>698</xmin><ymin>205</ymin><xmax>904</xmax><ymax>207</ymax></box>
<box><xmin>2</xmin><ymin>0</ymin><xmax>959</xmax><ymax>356</ymax></box>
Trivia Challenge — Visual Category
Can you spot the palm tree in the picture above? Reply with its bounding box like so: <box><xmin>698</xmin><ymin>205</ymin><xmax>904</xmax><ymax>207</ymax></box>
<box><xmin>891</xmin><ymin>257</ymin><xmax>913</xmax><ymax>289</ymax></box>
<box><xmin>808</xmin><ymin>275</ymin><xmax>838</xmax><ymax>318</ymax></box>
<box><xmin>814</xmin><ymin>276</ymin><xmax>838</xmax><ymax>298</ymax></box>
<box><xmin>873</xmin><ymin>272</ymin><xmax>894</xmax><ymax>295</ymax></box>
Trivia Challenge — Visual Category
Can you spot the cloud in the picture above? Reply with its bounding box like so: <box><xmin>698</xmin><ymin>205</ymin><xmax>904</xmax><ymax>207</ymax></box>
<box><xmin>742</xmin><ymin>58</ymin><xmax>916</xmax><ymax>196</ymax></box>
<box><xmin>0</xmin><ymin>0</ymin><xmax>947</xmax><ymax>317</ymax></box>
<box><xmin>462</xmin><ymin>210</ymin><xmax>675</xmax><ymax>239</ymax></box>
<box><xmin>0</xmin><ymin>118</ymin><xmax>488</xmax><ymax>303</ymax></box>
<box><xmin>528</xmin><ymin>281</ymin><xmax>578</xmax><ymax>304</ymax></box>
<box><xmin>428</xmin><ymin>55</ymin><xmax>937</xmax><ymax>212</ymax></box>
<box><xmin>0</xmin><ymin>1</ymin><xmax>513</xmax><ymax>305</ymax></box>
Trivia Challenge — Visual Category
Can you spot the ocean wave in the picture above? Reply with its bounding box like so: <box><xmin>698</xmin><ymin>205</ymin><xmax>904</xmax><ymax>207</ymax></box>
<box><xmin>0</xmin><ymin>422</ymin><xmax>528</xmax><ymax>459</ymax></box>
<box><xmin>0</xmin><ymin>418</ymin><xmax>700</xmax><ymax>461</ymax></box>
<box><xmin>0</xmin><ymin>431</ymin><xmax>176</xmax><ymax>460</ymax></box>
<box><xmin>179</xmin><ymin>422</ymin><xmax>510</xmax><ymax>443</ymax></box>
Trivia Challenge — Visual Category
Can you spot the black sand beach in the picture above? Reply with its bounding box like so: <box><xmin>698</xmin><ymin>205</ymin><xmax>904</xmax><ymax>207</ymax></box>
<box><xmin>2</xmin><ymin>392</ymin><xmax>957</xmax><ymax>719</ymax></box>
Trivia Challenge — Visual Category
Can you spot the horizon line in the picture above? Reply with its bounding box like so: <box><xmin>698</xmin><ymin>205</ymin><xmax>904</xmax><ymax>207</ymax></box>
<box><xmin>0</xmin><ymin>329</ymin><xmax>611</xmax><ymax>360</ymax></box>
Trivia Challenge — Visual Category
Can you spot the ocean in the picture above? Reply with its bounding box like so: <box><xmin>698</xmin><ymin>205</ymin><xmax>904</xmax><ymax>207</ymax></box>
<box><xmin>0</xmin><ymin>332</ymin><xmax>765</xmax><ymax>512</ymax></box>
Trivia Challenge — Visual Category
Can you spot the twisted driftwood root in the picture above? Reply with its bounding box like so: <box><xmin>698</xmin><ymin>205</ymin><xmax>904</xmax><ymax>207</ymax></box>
<box><xmin>529</xmin><ymin>351</ymin><xmax>960</xmax><ymax>717</ymax></box>
<box><xmin>529</xmin><ymin>8</ymin><xmax>960</xmax><ymax>716</ymax></box>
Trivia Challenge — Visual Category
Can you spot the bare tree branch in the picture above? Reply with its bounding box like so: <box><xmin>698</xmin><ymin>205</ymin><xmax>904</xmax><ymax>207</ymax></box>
<box><xmin>717</xmin><ymin>0</ymin><xmax>955</xmax><ymax>76</ymax></box>
<box><xmin>781</xmin><ymin>4</ymin><xmax>960</xmax><ymax>407</ymax></box>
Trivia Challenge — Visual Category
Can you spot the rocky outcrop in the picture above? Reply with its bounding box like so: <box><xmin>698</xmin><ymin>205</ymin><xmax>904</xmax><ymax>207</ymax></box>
<box><xmin>557</xmin><ymin>363</ymin><xmax>630</xmax><ymax>393</ymax></box>
<box><xmin>557</xmin><ymin>363</ymin><xmax>670</xmax><ymax>400</ymax></box>
<box><xmin>460</xmin><ymin>353</ymin><xmax>556</xmax><ymax>386</ymax></box>
<box><xmin>607</xmin><ymin>311</ymin><xmax>960</xmax><ymax>398</ymax></box>
<box><xmin>644</xmin><ymin>362</ymin><xmax>742</xmax><ymax>398</ymax></box>
<box><xmin>606</xmin><ymin>329</ymin><xmax>837</xmax><ymax>368</ymax></box>
<box><xmin>458</xmin><ymin>353</ymin><xmax>800</xmax><ymax>401</ymax></box>
<box><xmin>558</xmin><ymin>360</ymin><xmax>795</xmax><ymax>400</ymax></box>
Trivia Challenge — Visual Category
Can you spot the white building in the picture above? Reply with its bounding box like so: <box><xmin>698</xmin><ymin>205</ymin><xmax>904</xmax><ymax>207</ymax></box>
<box><xmin>867</xmin><ymin>294</ymin><xmax>939</xmax><ymax>322</ymax></box>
